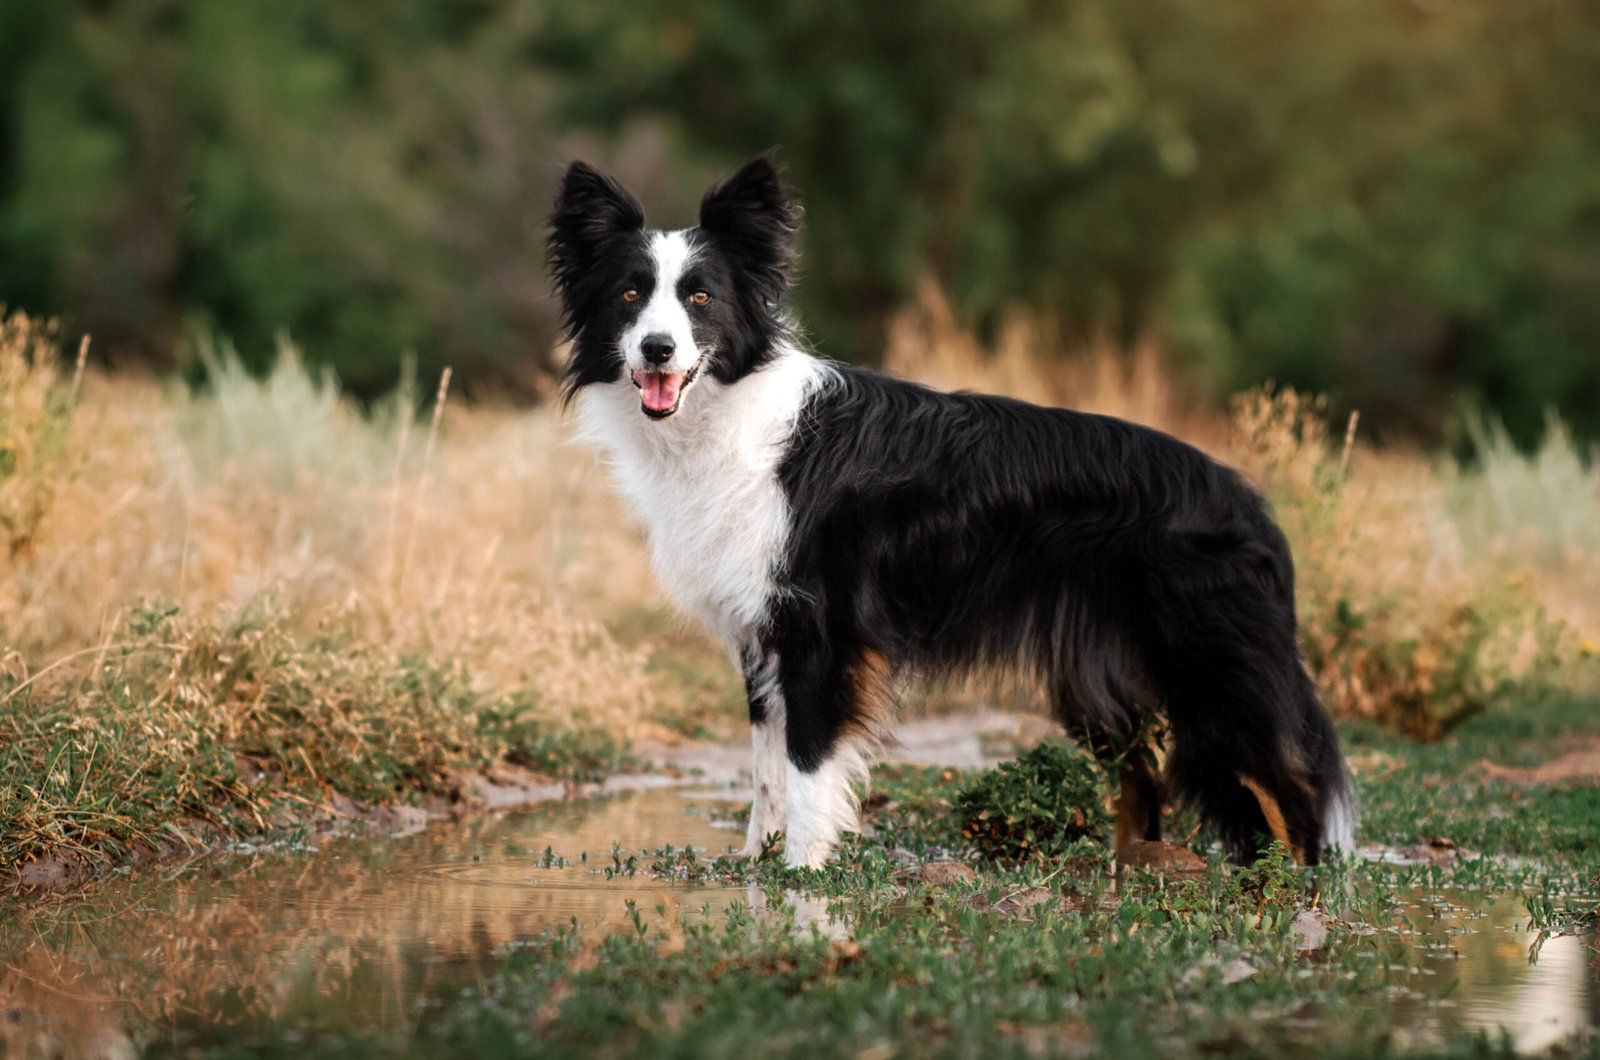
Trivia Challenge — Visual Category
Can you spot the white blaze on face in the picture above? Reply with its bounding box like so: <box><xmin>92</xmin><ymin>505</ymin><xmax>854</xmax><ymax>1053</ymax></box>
<box><xmin>620</xmin><ymin>231</ymin><xmax>702</xmax><ymax>414</ymax></box>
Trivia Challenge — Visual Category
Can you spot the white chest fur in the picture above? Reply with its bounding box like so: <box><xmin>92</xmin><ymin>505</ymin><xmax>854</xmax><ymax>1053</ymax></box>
<box><xmin>575</xmin><ymin>349</ymin><xmax>834</xmax><ymax>648</ymax></box>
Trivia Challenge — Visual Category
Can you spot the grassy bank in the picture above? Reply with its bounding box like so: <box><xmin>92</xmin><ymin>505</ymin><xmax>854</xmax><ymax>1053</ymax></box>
<box><xmin>3</xmin><ymin>314</ymin><xmax>666</xmax><ymax>879</ymax></box>
<box><xmin>130</xmin><ymin>693</ymin><xmax>1600</xmax><ymax>1059</ymax></box>
<box><xmin>3</xmin><ymin>303</ymin><xmax>1598</xmax><ymax>879</ymax></box>
<box><xmin>0</xmin><ymin>605</ymin><xmax>634</xmax><ymax>871</ymax></box>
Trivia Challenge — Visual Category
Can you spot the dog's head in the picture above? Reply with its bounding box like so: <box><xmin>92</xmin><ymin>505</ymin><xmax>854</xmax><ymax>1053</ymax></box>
<box><xmin>547</xmin><ymin>157</ymin><xmax>799</xmax><ymax>420</ymax></box>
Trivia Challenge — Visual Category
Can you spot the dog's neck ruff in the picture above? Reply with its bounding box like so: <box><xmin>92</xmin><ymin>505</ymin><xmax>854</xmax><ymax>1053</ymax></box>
<box><xmin>574</xmin><ymin>343</ymin><xmax>836</xmax><ymax>647</ymax></box>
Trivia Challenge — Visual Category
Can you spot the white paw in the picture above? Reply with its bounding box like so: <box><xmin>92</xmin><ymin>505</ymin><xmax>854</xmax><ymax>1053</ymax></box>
<box><xmin>783</xmin><ymin>838</ymin><xmax>833</xmax><ymax>870</ymax></box>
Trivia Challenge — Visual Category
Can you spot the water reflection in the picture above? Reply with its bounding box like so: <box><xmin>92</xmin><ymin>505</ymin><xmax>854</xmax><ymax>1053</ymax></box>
<box><xmin>1389</xmin><ymin>891</ymin><xmax>1598</xmax><ymax>1054</ymax></box>
<box><xmin>0</xmin><ymin>791</ymin><xmax>744</xmax><ymax>1055</ymax></box>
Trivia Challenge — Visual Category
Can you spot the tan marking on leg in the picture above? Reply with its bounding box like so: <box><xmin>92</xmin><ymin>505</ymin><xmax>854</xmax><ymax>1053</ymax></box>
<box><xmin>842</xmin><ymin>647</ymin><xmax>895</xmax><ymax>744</ymax></box>
<box><xmin>1113</xmin><ymin>754</ymin><xmax>1162</xmax><ymax>861</ymax></box>
<box><xmin>1238</xmin><ymin>774</ymin><xmax>1303</xmax><ymax>863</ymax></box>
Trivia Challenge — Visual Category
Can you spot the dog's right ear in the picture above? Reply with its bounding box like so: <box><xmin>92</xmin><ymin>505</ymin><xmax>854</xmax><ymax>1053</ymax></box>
<box><xmin>547</xmin><ymin>162</ymin><xmax>646</xmax><ymax>319</ymax></box>
<box><xmin>698</xmin><ymin>157</ymin><xmax>799</xmax><ymax>306</ymax></box>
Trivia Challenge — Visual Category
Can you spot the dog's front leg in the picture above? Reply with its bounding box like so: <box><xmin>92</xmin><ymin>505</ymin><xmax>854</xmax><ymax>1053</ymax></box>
<box><xmin>779</xmin><ymin>642</ymin><xmax>882</xmax><ymax>868</ymax></box>
<box><xmin>785</xmin><ymin>747</ymin><xmax>866</xmax><ymax>869</ymax></box>
<box><xmin>742</xmin><ymin>712</ymin><xmax>788</xmax><ymax>858</ymax></box>
<box><xmin>739</xmin><ymin>647</ymin><xmax>787</xmax><ymax>858</ymax></box>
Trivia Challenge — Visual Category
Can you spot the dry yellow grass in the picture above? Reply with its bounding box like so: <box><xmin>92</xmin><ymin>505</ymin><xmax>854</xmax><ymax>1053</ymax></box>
<box><xmin>2</xmin><ymin>324</ymin><xmax>660</xmax><ymax>739</ymax></box>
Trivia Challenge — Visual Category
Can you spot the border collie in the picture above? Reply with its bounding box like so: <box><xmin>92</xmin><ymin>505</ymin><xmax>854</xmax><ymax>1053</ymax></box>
<box><xmin>548</xmin><ymin>157</ymin><xmax>1355</xmax><ymax>868</ymax></box>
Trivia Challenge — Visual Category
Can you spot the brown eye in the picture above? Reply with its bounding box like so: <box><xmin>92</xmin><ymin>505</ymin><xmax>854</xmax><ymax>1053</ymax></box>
<box><xmin>689</xmin><ymin>291</ymin><xmax>710</xmax><ymax>306</ymax></box>
<box><xmin>622</xmin><ymin>288</ymin><xmax>640</xmax><ymax>303</ymax></box>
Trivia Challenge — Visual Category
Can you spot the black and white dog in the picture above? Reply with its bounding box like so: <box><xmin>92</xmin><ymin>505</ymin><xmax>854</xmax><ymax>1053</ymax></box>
<box><xmin>548</xmin><ymin>158</ymin><xmax>1354</xmax><ymax>868</ymax></box>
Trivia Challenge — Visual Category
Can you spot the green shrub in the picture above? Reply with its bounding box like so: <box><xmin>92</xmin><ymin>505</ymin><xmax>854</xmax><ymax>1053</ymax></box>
<box><xmin>955</xmin><ymin>743</ymin><xmax>1111</xmax><ymax>862</ymax></box>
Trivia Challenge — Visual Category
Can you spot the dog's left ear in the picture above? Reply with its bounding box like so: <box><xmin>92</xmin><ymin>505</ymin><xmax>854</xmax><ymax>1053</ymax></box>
<box><xmin>547</xmin><ymin>161</ymin><xmax>646</xmax><ymax>331</ymax></box>
<box><xmin>699</xmin><ymin>157</ymin><xmax>799</xmax><ymax>304</ymax></box>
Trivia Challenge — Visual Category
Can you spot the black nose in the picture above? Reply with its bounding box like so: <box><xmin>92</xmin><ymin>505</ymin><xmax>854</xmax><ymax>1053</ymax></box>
<box><xmin>640</xmin><ymin>333</ymin><xmax>675</xmax><ymax>366</ymax></box>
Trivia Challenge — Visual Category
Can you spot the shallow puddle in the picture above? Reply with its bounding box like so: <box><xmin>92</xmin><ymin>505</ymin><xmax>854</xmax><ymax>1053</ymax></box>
<box><xmin>1384</xmin><ymin>891</ymin><xmax>1598</xmax><ymax>1054</ymax></box>
<box><xmin>0</xmin><ymin>790</ymin><xmax>749</xmax><ymax>1056</ymax></box>
<box><xmin>1</xmin><ymin>788</ymin><xmax>1595</xmax><ymax>1057</ymax></box>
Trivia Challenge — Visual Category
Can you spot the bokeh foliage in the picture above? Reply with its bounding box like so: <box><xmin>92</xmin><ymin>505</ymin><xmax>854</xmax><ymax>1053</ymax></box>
<box><xmin>3</xmin><ymin>0</ymin><xmax>1599</xmax><ymax>441</ymax></box>
<box><xmin>0</xmin><ymin>1</ymin><xmax>561</xmax><ymax>395</ymax></box>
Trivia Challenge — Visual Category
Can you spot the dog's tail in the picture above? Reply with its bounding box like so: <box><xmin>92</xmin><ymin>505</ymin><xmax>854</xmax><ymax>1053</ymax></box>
<box><xmin>1143</xmin><ymin>520</ymin><xmax>1356</xmax><ymax>865</ymax></box>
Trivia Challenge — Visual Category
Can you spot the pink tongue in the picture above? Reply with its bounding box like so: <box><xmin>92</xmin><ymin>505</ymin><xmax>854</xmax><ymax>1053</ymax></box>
<box><xmin>637</xmin><ymin>371</ymin><xmax>685</xmax><ymax>412</ymax></box>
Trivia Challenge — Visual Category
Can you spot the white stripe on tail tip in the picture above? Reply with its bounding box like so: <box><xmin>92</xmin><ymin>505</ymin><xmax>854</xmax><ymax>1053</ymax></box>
<box><xmin>784</xmin><ymin>740</ymin><xmax>871</xmax><ymax>869</ymax></box>
<box><xmin>1322</xmin><ymin>783</ymin><xmax>1358</xmax><ymax>853</ymax></box>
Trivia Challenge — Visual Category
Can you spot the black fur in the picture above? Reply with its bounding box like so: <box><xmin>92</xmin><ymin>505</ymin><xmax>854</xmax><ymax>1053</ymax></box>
<box><xmin>769</xmin><ymin>369</ymin><xmax>1351</xmax><ymax>863</ymax></box>
<box><xmin>547</xmin><ymin>162</ymin><xmax>648</xmax><ymax>401</ymax></box>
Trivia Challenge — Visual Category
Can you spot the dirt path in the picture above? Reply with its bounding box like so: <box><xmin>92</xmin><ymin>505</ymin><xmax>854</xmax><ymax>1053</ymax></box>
<box><xmin>1479</xmin><ymin>738</ymin><xmax>1600</xmax><ymax>786</ymax></box>
<box><xmin>635</xmin><ymin>709</ymin><xmax>1058</xmax><ymax>788</ymax></box>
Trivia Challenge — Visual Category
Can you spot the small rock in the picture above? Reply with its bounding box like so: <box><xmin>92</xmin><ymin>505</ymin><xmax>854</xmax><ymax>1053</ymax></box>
<box><xmin>916</xmin><ymin>860</ymin><xmax>978</xmax><ymax>885</ymax></box>
<box><xmin>1292</xmin><ymin>908</ymin><xmax>1330</xmax><ymax>951</ymax></box>
<box><xmin>1221</xmin><ymin>958</ymin><xmax>1258</xmax><ymax>984</ymax></box>
<box><xmin>1116</xmin><ymin>839</ymin><xmax>1209</xmax><ymax>874</ymax></box>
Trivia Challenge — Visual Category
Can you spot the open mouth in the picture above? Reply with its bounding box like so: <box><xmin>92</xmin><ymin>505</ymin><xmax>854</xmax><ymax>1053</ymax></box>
<box><xmin>630</xmin><ymin>360</ymin><xmax>702</xmax><ymax>419</ymax></box>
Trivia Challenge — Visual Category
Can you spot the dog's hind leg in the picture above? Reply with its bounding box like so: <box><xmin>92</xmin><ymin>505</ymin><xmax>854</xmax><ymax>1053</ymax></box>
<box><xmin>1143</xmin><ymin>541</ymin><xmax>1352</xmax><ymax>865</ymax></box>
<box><xmin>1047</xmin><ymin>627</ymin><xmax>1165</xmax><ymax>859</ymax></box>
<box><xmin>739</xmin><ymin>645</ymin><xmax>788</xmax><ymax>858</ymax></box>
<box><xmin>1237</xmin><ymin>773</ymin><xmax>1302</xmax><ymax>862</ymax></box>
<box><xmin>1113</xmin><ymin>751</ymin><xmax>1164</xmax><ymax>855</ymax></box>
<box><xmin>779</xmin><ymin>642</ymin><xmax>891</xmax><ymax>869</ymax></box>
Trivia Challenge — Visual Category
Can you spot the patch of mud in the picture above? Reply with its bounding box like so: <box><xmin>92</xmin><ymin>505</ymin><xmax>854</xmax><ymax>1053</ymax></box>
<box><xmin>638</xmin><ymin>709</ymin><xmax>1056</xmax><ymax>784</ymax></box>
<box><xmin>1115</xmin><ymin>839</ymin><xmax>1209</xmax><ymax>874</ymax></box>
<box><xmin>1479</xmin><ymin>739</ymin><xmax>1600</xmax><ymax>787</ymax></box>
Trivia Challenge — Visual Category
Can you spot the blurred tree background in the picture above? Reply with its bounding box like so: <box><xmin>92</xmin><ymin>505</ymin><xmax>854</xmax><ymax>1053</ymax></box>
<box><xmin>1</xmin><ymin>0</ymin><xmax>1597</xmax><ymax>443</ymax></box>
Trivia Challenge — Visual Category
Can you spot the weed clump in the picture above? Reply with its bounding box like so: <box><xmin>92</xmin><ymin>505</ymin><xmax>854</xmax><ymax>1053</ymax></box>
<box><xmin>955</xmin><ymin>743</ymin><xmax>1110</xmax><ymax>862</ymax></box>
<box><xmin>1231</xmin><ymin>840</ymin><xmax>1304</xmax><ymax>913</ymax></box>
<box><xmin>1234</xmin><ymin>387</ymin><xmax>1582</xmax><ymax>740</ymax></box>
<box><xmin>0</xmin><ymin>312</ymin><xmax>79</xmax><ymax>559</ymax></box>
<box><xmin>0</xmin><ymin>602</ymin><xmax>630</xmax><ymax>870</ymax></box>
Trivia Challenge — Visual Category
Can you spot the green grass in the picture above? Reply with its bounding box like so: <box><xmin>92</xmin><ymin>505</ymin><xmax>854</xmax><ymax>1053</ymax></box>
<box><xmin>1348</xmin><ymin>696</ymin><xmax>1600</xmax><ymax>861</ymax></box>
<box><xmin>135</xmin><ymin>695</ymin><xmax>1600</xmax><ymax>1060</ymax></box>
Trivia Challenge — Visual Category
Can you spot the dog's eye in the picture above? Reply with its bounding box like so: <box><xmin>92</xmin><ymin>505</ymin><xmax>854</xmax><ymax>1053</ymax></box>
<box><xmin>622</xmin><ymin>288</ymin><xmax>640</xmax><ymax>303</ymax></box>
<box><xmin>689</xmin><ymin>291</ymin><xmax>710</xmax><ymax>306</ymax></box>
